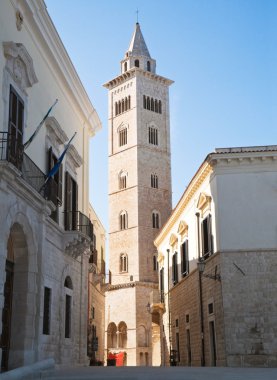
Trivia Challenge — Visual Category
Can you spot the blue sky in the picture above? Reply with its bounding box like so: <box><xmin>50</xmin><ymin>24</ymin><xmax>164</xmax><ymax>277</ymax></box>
<box><xmin>46</xmin><ymin>0</ymin><xmax>277</xmax><ymax>231</ymax></box>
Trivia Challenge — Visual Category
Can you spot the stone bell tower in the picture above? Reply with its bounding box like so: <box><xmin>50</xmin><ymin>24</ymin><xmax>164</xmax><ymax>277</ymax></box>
<box><xmin>104</xmin><ymin>22</ymin><xmax>173</xmax><ymax>366</ymax></box>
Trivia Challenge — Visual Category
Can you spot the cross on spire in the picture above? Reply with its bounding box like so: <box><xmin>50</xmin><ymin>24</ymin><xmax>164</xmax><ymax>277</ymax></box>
<box><xmin>136</xmin><ymin>9</ymin><xmax>139</xmax><ymax>23</ymax></box>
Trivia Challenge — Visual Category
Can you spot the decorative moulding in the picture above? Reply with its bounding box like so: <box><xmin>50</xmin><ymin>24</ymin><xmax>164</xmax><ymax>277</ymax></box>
<box><xmin>3</xmin><ymin>41</ymin><xmax>38</xmax><ymax>88</ymax></box>
<box><xmin>45</xmin><ymin>116</ymin><xmax>68</xmax><ymax>145</ymax></box>
<box><xmin>67</xmin><ymin>145</ymin><xmax>83</xmax><ymax>169</ymax></box>
<box><xmin>169</xmin><ymin>233</ymin><xmax>178</xmax><ymax>247</ymax></box>
<box><xmin>197</xmin><ymin>192</ymin><xmax>212</xmax><ymax>216</ymax></box>
<box><xmin>177</xmin><ymin>220</ymin><xmax>188</xmax><ymax>237</ymax></box>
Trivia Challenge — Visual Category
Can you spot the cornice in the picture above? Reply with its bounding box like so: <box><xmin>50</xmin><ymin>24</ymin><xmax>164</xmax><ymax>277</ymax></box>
<box><xmin>17</xmin><ymin>0</ymin><xmax>101</xmax><ymax>136</ymax></box>
<box><xmin>106</xmin><ymin>281</ymin><xmax>158</xmax><ymax>292</ymax></box>
<box><xmin>103</xmin><ymin>68</ymin><xmax>174</xmax><ymax>90</ymax></box>
<box><xmin>154</xmin><ymin>161</ymin><xmax>212</xmax><ymax>246</ymax></box>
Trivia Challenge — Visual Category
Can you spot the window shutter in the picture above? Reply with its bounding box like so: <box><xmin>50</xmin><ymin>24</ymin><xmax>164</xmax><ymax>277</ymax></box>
<box><xmin>48</xmin><ymin>147</ymin><xmax>53</xmax><ymax>173</ymax></box>
<box><xmin>58</xmin><ymin>164</ymin><xmax>63</xmax><ymax>205</ymax></box>
<box><xmin>64</xmin><ymin>172</ymin><xmax>71</xmax><ymax>230</ymax></box>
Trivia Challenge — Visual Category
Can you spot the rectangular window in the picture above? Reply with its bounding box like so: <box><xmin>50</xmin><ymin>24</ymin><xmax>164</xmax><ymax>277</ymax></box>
<box><xmin>65</xmin><ymin>294</ymin><xmax>71</xmax><ymax>338</ymax></box>
<box><xmin>202</xmin><ymin>215</ymin><xmax>212</xmax><ymax>258</ymax></box>
<box><xmin>64</xmin><ymin>172</ymin><xmax>78</xmax><ymax>230</ymax></box>
<box><xmin>172</xmin><ymin>252</ymin><xmax>178</xmax><ymax>285</ymax></box>
<box><xmin>8</xmin><ymin>86</ymin><xmax>24</xmax><ymax>168</ymax></box>
<box><xmin>186</xmin><ymin>329</ymin><xmax>192</xmax><ymax>366</ymax></box>
<box><xmin>43</xmin><ymin>287</ymin><xmax>51</xmax><ymax>335</ymax></box>
<box><xmin>181</xmin><ymin>240</ymin><xmax>189</xmax><ymax>277</ymax></box>
<box><xmin>208</xmin><ymin>302</ymin><xmax>214</xmax><ymax>315</ymax></box>
<box><xmin>160</xmin><ymin>267</ymin><xmax>164</xmax><ymax>302</ymax></box>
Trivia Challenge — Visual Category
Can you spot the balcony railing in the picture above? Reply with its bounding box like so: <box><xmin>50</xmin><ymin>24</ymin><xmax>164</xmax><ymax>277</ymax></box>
<box><xmin>0</xmin><ymin>132</ymin><xmax>57</xmax><ymax>204</ymax></box>
<box><xmin>64</xmin><ymin>210</ymin><xmax>94</xmax><ymax>240</ymax></box>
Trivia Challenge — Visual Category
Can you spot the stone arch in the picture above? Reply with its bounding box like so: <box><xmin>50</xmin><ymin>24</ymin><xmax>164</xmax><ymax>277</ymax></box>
<box><xmin>107</xmin><ymin>322</ymin><xmax>117</xmax><ymax>348</ymax></box>
<box><xmin>118</xmin><ymin>321</ymin><xmax>127</xmax><ymax>348</ymax></box>
<box><xmin>137</xmin><ymin>324</ymin><xmax>147</xmax><ymax>347</ymax></box>
<box><xmin>1</xmin><ymin>220</ymin><xmax>37</xmax><ymax>370</ymax></box>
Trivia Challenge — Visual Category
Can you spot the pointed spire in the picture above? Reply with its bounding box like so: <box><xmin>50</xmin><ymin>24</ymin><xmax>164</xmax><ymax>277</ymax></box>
<box><xmin>127</xmin><ymin>23</ymin><xmax>151</xmax><ymax>58</ymax></box>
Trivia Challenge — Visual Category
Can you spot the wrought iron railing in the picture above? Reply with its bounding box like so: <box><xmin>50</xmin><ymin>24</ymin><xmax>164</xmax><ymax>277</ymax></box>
<box><xmin>0</xmin><ymin>132</ymin><xmax>57</xmax><ymax>204</ymax></box>
<box><xmin>64</xmin><ymin>210</ymin><xmax>94</xmax><ymax>240</ymax></box>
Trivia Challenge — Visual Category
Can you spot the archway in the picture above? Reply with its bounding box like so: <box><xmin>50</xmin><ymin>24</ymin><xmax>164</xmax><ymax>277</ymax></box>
<box><xmin>1</xmin><ymin>223</ymin><xmax>35</xmax><ymax>371</ymax></box>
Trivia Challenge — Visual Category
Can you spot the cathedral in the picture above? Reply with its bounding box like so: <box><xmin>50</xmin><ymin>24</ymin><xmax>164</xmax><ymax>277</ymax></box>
<box><xmin>104</xmin><ymin>23</ymin><xmax>173</xmax><ymax>366</ymax></box>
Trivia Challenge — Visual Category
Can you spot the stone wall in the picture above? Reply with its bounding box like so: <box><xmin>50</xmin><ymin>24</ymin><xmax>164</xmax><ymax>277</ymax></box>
<box><xmin>221</xmin><ymin>250</ymin><xmax>277</xmax><ymax>367</ymax></box>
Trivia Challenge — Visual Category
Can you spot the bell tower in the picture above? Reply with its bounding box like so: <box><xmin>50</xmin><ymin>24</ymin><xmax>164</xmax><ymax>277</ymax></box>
<box><xmin>104</xmin><ymin>22</ymin><xmax>173</xmax><ymax>366</ymax></box>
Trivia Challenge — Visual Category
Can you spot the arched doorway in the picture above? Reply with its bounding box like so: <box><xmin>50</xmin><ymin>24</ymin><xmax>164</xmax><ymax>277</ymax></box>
<box><xmin>1</xmin><ymin>234</ymin><xmax>14</xmax><ymax>371</ymax></box>
<box><xmin>1</xmin><ymin>223</ymin><xmax>34</xmax><ymax>371</ymax></box>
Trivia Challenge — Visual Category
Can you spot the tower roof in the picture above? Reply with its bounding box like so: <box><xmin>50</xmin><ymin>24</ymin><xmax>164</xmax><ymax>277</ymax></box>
<box><xmin>127</xmin><ymin>22</ymin><xmax>151</xmax><ymax>58</ymax></box>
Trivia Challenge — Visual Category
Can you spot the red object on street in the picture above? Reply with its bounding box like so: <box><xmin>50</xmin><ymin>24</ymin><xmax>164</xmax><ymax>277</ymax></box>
<box><xmin>108</xmin><ymin>352</ymin><xmax>125</xmax><ymax>366</ymax></box>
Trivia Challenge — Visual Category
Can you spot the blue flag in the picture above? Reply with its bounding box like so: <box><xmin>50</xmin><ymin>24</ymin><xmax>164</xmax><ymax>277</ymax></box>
<box><xmin>43</xmin><ymin>132</ymin><xmax>77</xmax><ymax>188</ymax></box>
<box><xmin>23</xmin><ymin>99</ymin><xmax>58</xmax><ymax>150</ymax></box>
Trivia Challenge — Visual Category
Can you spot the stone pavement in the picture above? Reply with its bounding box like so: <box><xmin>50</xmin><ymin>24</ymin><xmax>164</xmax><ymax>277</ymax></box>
<box><xmin>48</xmin><ymin>366</ymin><xmax>277</xmax><ymax>380</ymax></box>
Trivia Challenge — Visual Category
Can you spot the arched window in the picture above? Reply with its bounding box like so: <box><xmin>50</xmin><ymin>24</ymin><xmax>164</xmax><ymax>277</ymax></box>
<box><xmin>118</xmin><ymin>101</ymin><xmax>121</xmax><ymax>114</ymax></box>
<box><xmin>107</xmin><ymin>322</ymin><xmax>117</xmax><ymax>348</ymax></box>
<box><xmin>125</xmin><ymin>97</ymin><xmax>128</xmax><ymax>111</ymax></box>
<box><xmin>151</xmin><ymin>174</ymin><xmax>158</xmax><ymax>188</ymax></box>
<box><xmin>158</xmin><ymin>100</ymin><xmax>162</xmax><ymax>114</ymax></box>
<box><xmin>122</xmin><ymin>99</ymin><xmax>125</xmax><ymax>113</ymax></box>
<box><xmin>119</xmin><ymin>128</ymin><xmax>127</xmax><ymax>147</ymax></box>
<box><xmin>124</xmin><ymin>62</ymin><xmax>127</xmax><ymax>72</ymax></box>
<box><xmin>115</xmin><ymin>102</ymin><xmax>118</xmax><ymax>116</ymax></box>
<box><xmin>119</xmin><ymin>171</ymin><xmax>127</xmax><ymax>190</ymax></box>
<box><xmin>128</xmin><ymin>95</ymin><xmax>131</xmax><ymax>110</ymax></box>
<box><xmin>154</xmin><ymin>99</ymin><xmax>158</xmax><ymax>113</ymax></box>
<box><xmin>143</xmin><ymin>95</ymin><xmax>146</xmax><ymax>109</ymax></box>
<box><xmin>118</xmin><ymin>321</ymin><xmax>127</xmax><ymax>348</ymax></box>
<box><xmin>135</xmin><ymin>59</ymin><xmax>140</xmax><ymax>68</ymax></box>
<box><xmin>120</xmin><ymin>253</ymin><xmax>128</xmax><ymax>272</ymax></box>
<box><xmin>138</xmin><ymin>325</ymin><xmax>147</xmax><ymax>347</ymax></box>
<box><xmin>151</xmin><ymin>98</ymin><xmax>154</xmax><ymax>111</ymax></box>
<box><xmin>149</xmin><ymin>126</ymin><xmax>158</xmax><ymax>146</ymax></box>
<box><xmin>64</xmin><ymin>276</ymin><xmax>73</xmax><ymax>289</ymax></box>
<box><xmin>147</xmin><ymin>61</ymin><xmax>151</xmax><ymax>71</ymax></box>
<box><xmin>152</xmin><ymin>211</ymin><xmax>160</xmax><ymax>229</ymax></box>
<box><xmin>147</xmin><ymin>97</ymin><xmax>150</xmax><ymax>110</ymax></box>
<box><xmin>120</xmin><ymin>211</ymin><xmax>128</xmax><ymax>230</ymax></box>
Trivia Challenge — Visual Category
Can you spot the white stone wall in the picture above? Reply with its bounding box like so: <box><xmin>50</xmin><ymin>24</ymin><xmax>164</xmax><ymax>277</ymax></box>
<box><xmin>0</xmin><ymin>0</ymin><xmax>101</xmax><ymax>370</ymax></box>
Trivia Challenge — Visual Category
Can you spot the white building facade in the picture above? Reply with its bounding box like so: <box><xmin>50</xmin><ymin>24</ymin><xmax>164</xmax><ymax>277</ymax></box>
<box><xmin>104</xmin><ymin>23</ymin><xmax>173</xmax><ymax>366</ymax></box>
<box><xmin>154</xmin><ymin>146</ymin><xmax>277</xmax><ymax>367</ymax></box>
<box><xmin>0</xmin><ymin>0</ymin><xmax>101</xmax><ymax>371</ymax></box>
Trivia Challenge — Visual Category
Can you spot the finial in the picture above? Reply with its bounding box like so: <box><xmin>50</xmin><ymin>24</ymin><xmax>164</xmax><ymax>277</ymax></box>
<box><xmin>136</xmin><ymin>8</ymin><xmax>139</xmax><ymax>23</ymax></box>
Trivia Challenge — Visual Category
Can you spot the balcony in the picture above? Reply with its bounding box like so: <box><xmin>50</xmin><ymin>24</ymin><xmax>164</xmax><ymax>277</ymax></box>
<box><xmin>64</xmin><ymin>210</ymin><xmax>93</xmax><ymax>240</ymax></box>
<box><xmin>64</xmin><ymin>210</ymin><xmax>94</xmax><ymax>259</ymax></box>
<box><xmin>0</xmin><ymin>132</ymin><xmax>57</xmax><ymax>204</ymax></box>
<box><xmin>149</xmin><ymin>289</ymin><xmax>165</xmax><ymax>314</ymax></box>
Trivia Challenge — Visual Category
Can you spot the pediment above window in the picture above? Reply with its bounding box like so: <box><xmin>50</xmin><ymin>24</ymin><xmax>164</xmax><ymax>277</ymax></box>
<box><xmin>3</xmin><ymin>41</ymin><xmax>38</xmax><ymax>89</ymax></box>
<box><xmin>177</xmin><ymin>220</ymin><xmax>188</xmax><ymax>237</ymax></box>
<box><xmin>46</xmin><ymin>116</ymin><xmax>68</xmax><ymax>146</ymax></box>
<box><xmin>169</xmin><ymin>233</ymin><xmax>178</xmax><ymax>247</ymax></box>
<box><xmin>197</xmin><ymin>192</ymin><xmax>212</xmax><ymax>216</ymax></box>
<box><xmin>67</xmin><ymin>145</ymin><xmax>83</xmax><ymax>169</ymax></box>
